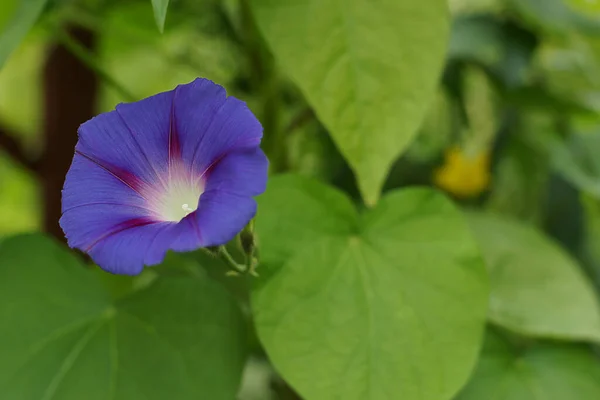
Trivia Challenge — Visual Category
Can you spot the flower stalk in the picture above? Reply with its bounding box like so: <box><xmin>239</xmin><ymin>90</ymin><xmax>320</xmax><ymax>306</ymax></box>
<box><xmin>218</xmin><ymin>246</ymin><xmax>247</xmax><ymax>274</ymax></box>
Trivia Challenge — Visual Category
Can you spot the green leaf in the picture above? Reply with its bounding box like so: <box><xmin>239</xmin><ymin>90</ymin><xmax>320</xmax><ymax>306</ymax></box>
<box><xmin>503</xmin><ymin>86</ymin><xmax>596</xmax><ymax>116</ymax></box>
<box><xmin>582</xmin><ymin>195</ymin><xmax>600</xmax><ymax>286</ymax></box>
<box><xmin>0</xmin><ymin>154</ymin><xmax>39</xmax><ymax>235</ymax></box>
<box><xmin>253</xmin><ymin>175</ymin><xmax>488</xmax><ymax>400</ymax></box>
<box><xmin>150</xmin><ymin>0</ymin><xmax>170</xmax><ymax>33</ymax></box>
<box><xmin>0</xmin><ymin>234</ymin><xmax>246</xmax><ymax>400</ymax></box>
<box><xmin>468</xmin><ymin>213</ymin><xmax>600</xmax><ymax>342</ymax></box>
<box><xmin>457</xmin><ymin>329</ymin><xmax>600</xmax><ymax>400</ymax></box>
<box><xmin>449</xmin><ymin>15</ymin><xmax>505</xmax><ymax>65</ymax></box>
<box><xmin>0</xmin><ymin>0</ymin><xmax>47</xmax><ymax>69</ymax></box>
<box><xmin>249</xmin><ymin>0</ymin><xmax>450</xmax><ymax>205</ymax></box>
<box><xmin>507</xmin><ymin>0</ymin><xmax>600</xmax><ymax>36</ymax></box>
<box><xmin>254</xmin><ymin>175</ymin><xmax>358</xmax><ymax>267</ymax></box>
<box><xmin>568</xmin><ymin>0</ymin><xmax>600</xmax><ymax>16</ymax></box>
<box><xmin>551</xmin><ymin>132</ymin><xmax>600</xmax><ymax>199</ymax></box>
<box><xmin>449</xmin><ymin>0</ymin><xmax>503</xmax><ymax>14</ymax></box>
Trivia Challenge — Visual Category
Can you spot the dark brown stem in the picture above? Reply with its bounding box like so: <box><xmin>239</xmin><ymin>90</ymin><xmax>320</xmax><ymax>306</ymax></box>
<box><xmin>41</xmin><ymin>25</ymin><xmax>98</xmax><ymax>239</ymax></box>
<box><xmin>0</xmin><ymin>126</ymin><xmax>40</xmax><ymax>172</ymax></box>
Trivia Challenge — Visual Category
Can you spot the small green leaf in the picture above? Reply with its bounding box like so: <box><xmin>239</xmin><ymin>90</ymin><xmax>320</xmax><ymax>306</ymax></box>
<box><xmin>457</xmin><ymin>329</ymin><xmax>600</xmax><ymax>400</ymax></box>
<box><xmin>551</xmin><ymin>132</ymin><xmax>600</xmax><ymax>199</ymax></box>
<box><xmin>150</xmin><ymin>0</ymin><xmax>170</xmax><ymax>33</ymax></box>
<box><xmin>449</xmin><ymin>15</ymin><xmax>505</xmax><ymax>65</ymax></box>
<box><xmin>249</xmin><ymin>0</ymin><xmax>449</xmax><ymax>205</ymax></box>
<box><xmin>0</xmin><ymin>0</ymin><xmax>47</xmax><ymax>69</ymax></box>
<box><xmin>568</xmin><ymin>0</ymin><xmax>600</xmax><ymax>16</ymax></box>
<box><xmin>0</xmin><ymin>234</ymin><xmax>246</xmax><ymax>400</ymax></box>
<box><xmin>582</xmin><ymin>195</ymin><xmax>600</xmax><ymax>286</ymax></box>
<box><xmin>507</xmin><ymin>0</ymin><xmax>600</xmax><ymax>36</ymax></box>
<box><xmin>468</xmin><ymin>213</ymin><xmax>600</xmax><ymax>342</ymax></box>
<box><xmin>253</xmin><ymin>175</ymin><xmax>488</xmax><ymax>400</ymax></box>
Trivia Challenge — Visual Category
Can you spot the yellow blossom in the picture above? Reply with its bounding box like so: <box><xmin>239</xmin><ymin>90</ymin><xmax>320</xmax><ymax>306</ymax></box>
<box><xmin>434</xmin><ymin>146</ymin><xmax>491</xmax><ymax>198</ymax></box>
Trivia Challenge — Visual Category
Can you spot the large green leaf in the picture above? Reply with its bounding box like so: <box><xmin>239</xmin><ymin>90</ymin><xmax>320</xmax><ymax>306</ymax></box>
<box><xmin>150</xmin><ymin>0</ymin><xmax>170</xmax><ymax>33</ymax></box>
<box><xmin>0</xmin><ymin>234</ymin><xmax>246</xmax><ymax>400</ymax></box>
<box><xmin>249</xmin><ymin>0</ymin><xmax>449</xmax><ymax>205</ymax></box>
<box><xmin>457</xmin><ymin>329</ymin><xmax>600</xmax><ymax>400</ymax></box>
<box><xmin>253</xmin><ymin>175</ymin><xmax>488</xmax><ymax>400</ymax></box>
<box><xmin>0</xmin><ymin>0</ymin><xmax>47</xmax><ymax>69</ymax></box>
<box><xmin>468</xmin><ymin>213</ymin><xmax>600</xmax><ymax>342</ymax></box>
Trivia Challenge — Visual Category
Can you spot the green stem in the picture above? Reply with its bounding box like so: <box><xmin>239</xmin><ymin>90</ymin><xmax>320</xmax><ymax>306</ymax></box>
<box><xmin>245</xmin><ymin>242</ymin><xmax>255</xmax><ymax>272</ymax></box>
<box><xmin>218</xmin><ymin>246</ymin><xmax>247</xmax><ymax>273</ymax></box>
<box><xmin>54</xmin><ymin>28</ymin><xmax>137</xmax><ymax>103</ymax></box>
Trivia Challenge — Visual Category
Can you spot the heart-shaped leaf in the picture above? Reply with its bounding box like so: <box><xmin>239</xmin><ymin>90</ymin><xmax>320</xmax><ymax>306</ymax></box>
<box><xmin>252</xmin><ymin>175</ymin><xmax>488</xmax><ymax>400</ymax></box>
<box><xmin>0</xmin><ymin>234</ymin><xmax>246</xmax><ymax>400</ymax></box>
<box><xmin>249</xmin><ymin>0</ymin><xmax>449</xmax><ymax>205</ymax></box>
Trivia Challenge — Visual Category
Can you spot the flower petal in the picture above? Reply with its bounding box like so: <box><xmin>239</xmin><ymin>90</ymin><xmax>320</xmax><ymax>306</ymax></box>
<box><xmin>114</xmin><ymin>91</ymin><xmax>173</xmax><ymax>177</ymax></box>
<box><xmin>76</xmin><ymin>92</ymin><xmax>173</xmax><ymax>188</ymax></box>
<box><xmin>90</xmin><ymin>213</ymin><xmax>216</xmax><ymax>274</ymax></box>
<box><xmin>194</xmin><ymin>190</ymin><xmax>258</xmax><ymax>247</ymax></box>
<box><xmin>146</xmin><ymin>216</ymin><xmax>203</xmax><ymax>256</ymax></box>
<box><xmin>204</xmin><ymin>148</ymin><xmax>269</xmax><ymax>196</ymax></box>
<box><xmin>174</xmin><ymin>78</ymin><xmax>263</xmax><ymax>175</ymax></box>
<box><xmin>60</xmin><ymin>205</ymin><xmax>154</xmax><ymax>251</ymax></box>
<box><xmin>65</xmin><ymin>210</ymin><xmax>204</xmax><ymax>275</ymax></box>
<box><xmin>61</xmin><ymin>154</ymin><xmax>150</xmax><ymax>213</ymax></box>
<box><xmin>88</xmin><ymin>222</ymin><xmax>174</xmax><ymax>275</ymax></box>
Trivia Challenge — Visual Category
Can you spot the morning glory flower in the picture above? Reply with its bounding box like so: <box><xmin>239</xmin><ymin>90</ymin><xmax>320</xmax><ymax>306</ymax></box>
<box><xmin>60</xmin><ymin>78</ymin><xmax>268</xmax><ymax>275</ymax></box>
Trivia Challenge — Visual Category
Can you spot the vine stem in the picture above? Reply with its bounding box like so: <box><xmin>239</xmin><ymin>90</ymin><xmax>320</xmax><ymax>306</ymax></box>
<box><xmin>200</xmin><ymin>246</ymin><xmax>247</xmax><ymax>274</ymax></box>
<box><xmin>219</xmin><ymin>246</ymin><xmax>248</xmax><ymax>273</ymax></box>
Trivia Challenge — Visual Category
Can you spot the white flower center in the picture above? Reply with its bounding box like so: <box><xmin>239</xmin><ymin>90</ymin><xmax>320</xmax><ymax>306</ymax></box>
<box><xmin>158</xmin><ymin>183</ymin><xmax>204</xmax><ymax>221</ymax></box>
<box><xmin>147</xmin><ymin>165</ymin><xmax>205</xmax><ymax>222</ymax></box>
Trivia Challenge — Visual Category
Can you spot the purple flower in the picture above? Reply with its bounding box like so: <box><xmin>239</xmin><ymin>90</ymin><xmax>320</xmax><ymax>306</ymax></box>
<box><xmin>60</xmin><ymin>78</ymin><xmax>268</xmax><ymax>275</ymax></box>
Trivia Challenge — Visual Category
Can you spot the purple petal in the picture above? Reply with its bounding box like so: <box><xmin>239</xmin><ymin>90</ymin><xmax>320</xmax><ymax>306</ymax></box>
<box><xmin>61</xmin><ymin>154</ymin><xmax>149</xmax><ymax>213</ymax></box>
<box><xmin>147</xmin><ymin>215</ymin><xmax>203</xmax><ymax>255</ymax></box>
<box><xmin>114</xmin><ymin>91</ymin><xmax>173</xmax><ymax>176</ymax></box>
<box><xmin>88</xmin><ymin>211</ymin><xmax>219</xmax><ymax>275</ymax></box>
<box><xmin>60</xmin><ymin>205</ymin><xmax>154</xmax><ymax>251</ymax></box>
<box><xmin>195</xmin><ymin>190</ymin><xmax>258</xmax><ymax>247</ymax></box>
<box><xmin>76</xmin><ymin>89</ymin><xmax>180</xmax><ymax>193</ymax></box>
<box><xmin>62</xmin><ymin>205</ymin><xmax>203</xmax><ymax>275</ymax></box>
<box><xmin>204</xmin><ymin>148</ymin><xmax>269</xmax><ymax>196</ymax></box>
<box><xmin>174</xmin><ymin>78</ymin><xmax>263</xmax><ymax>176</ymax></box>
<box><xmin>88</xmin><ymin>222</ymin><xmax>174</xmax><ymax>275</ymax></box>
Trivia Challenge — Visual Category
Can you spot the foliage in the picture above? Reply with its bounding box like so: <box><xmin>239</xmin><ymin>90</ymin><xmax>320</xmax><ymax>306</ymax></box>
<box><xmin>250</xmin><ymin>0</ymin><xmax>449</xmax><ymax>205</ymax></box>
<box><xmin>457</xmin><ymin>328</ymin><xmax>600</xmax><ymax>400</ymax></box>
<box><xmin>253</xmin><ymin>176</ymin><xmax>487</xmax><ymax>399</ymax></box>
<box><xmin>0</xmin><ymin>235</ymin><xmax>247</xmax><ymax>399</ymax></box>
<box><xmin>1</xmin><ymin>0</ymin><xmax>600</xmax><ymax>399</ymax></box>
